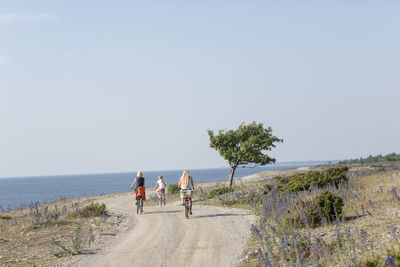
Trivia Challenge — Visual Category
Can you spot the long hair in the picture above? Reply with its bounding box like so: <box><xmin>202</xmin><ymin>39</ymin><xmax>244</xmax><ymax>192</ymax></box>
<box><xmin>158</xmin><ymin>175</ymin><xmax>165</xmax><ymax>186</ymax></box>
<box><xmin>137</xmin><ymin>171</ymin><xmax>143</xmax><ymax>177</ymax></box>
<box><xmin>179</xmin><ymin>170</ymin><xmax>190</xmax><ymax>188</ymax></box>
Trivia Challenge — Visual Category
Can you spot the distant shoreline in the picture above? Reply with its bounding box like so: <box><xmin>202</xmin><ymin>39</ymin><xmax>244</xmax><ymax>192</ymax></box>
<box><xmin>0</xmin><ymin>160</ymin><xmax>333</xmax><ymax>180</ymax></box>
<box><xmin>0</xmin><ymin>162</ymin><xmax>330</xmax><ymax>211</ymax></box>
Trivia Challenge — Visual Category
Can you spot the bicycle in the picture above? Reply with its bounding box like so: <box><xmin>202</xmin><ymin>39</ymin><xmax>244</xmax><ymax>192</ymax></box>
<box><xmin>181</xmin><ymin>189</ymin><xmax>193</xmax><ymax>219</ymax></box>
<box><xmin>157</xmin><ymin>189</ymin><xmax>166</xmax><ymax>207</ymax></box>
<box><xmin>137</xmin><ymin>195</ymin><xmax>144</xmax><ymax>214</ymax></box>
<box><xmin>135</xmin><ymin>186</ymin><xmax>145</xmax><ymax>214</ymax></box>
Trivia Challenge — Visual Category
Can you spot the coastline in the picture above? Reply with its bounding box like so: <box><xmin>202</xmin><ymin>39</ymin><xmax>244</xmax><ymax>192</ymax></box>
<box><xmin>0</xmin><ymin>163</ymin><xmax>326</xmax><ymax>212</ymax></box>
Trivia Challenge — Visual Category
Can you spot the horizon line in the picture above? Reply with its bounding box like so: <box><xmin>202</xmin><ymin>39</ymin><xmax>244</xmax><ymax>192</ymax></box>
<box><xmin>0</xmin><ymin>159</ymin><xmax>337</xmax><ymax>180</ymax></box>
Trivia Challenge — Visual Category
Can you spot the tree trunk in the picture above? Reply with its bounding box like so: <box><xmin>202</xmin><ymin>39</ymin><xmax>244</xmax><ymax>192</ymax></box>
<box><xmin>229</xmin><ymin>166</ymin><xmax>237</xmax><ymax>189</ymax></box>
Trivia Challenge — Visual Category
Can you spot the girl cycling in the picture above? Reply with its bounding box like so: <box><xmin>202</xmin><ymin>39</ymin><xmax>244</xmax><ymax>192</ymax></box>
<box><xmin>154</xmin><ymin>175</ymin><xmax>166</xmax><ymax>206</ymax></box>
<box><xmin>178</xmin><ymin>170</ymin><xmax>195</xmax><ymax>215</ymax></box>
<box><xmin>130</xmin><ymin>171</ymin><xmax>146</xmax><ymax>205</ymax></box>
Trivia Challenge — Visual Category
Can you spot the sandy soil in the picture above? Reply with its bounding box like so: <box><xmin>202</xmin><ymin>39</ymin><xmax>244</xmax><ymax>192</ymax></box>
<box><xmin>58</xmin><ymin>194</ymin><xmax>256</xmax><ymax>267</ymax></box>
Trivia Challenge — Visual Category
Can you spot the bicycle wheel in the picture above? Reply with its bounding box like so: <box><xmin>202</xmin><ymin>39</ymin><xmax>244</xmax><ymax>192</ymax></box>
<box><xmin>185</xmin><ymin>199</ymin><xmax>189</xmax><ymax>219</ymax></box>
<box><xmin>136</xmin><ymin>196</ymin><xmax>140</xmax><ymax>214</ymax></box>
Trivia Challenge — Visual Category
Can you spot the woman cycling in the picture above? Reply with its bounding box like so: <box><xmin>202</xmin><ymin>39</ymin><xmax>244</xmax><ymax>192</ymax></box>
<box><xmin>154</xmin><ymin>175</ymin><xmax>166</xmax><ymax>206</ymax></box>
<box><xmin>130</xmin><ymin>171</ymin><xmax>146</xmax><ymax>205</ymax></box>
<box><xmin>178</xmin><ymin>170</ymin><xmax>195</xmax><ymax>215</ymax></box>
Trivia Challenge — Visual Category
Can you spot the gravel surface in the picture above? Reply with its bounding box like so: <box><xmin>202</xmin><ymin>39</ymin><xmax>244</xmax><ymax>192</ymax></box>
<box><xmin>56</xmin><ymin>194</ymin><xmax>255</xmax><ymax>267</ymax></box>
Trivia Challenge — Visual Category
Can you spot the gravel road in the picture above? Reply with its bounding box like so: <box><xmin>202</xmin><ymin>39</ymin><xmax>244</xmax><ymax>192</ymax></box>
<box><xmin>62</xmin><ymin>194</ymin><xmax>255</xmax><ymax>267</ymax></box>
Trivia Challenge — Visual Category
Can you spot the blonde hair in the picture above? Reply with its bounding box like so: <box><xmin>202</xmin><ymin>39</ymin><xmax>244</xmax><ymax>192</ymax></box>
<box><xmin>137</xmin><ymin>171</ymin><xmax>143</xmax><ymax>177</ymax></box>
<box><xmin>158</xmin><ymin>175</ymin><xmax>165</xmax><ymax>186</ymax></box>
<box><xmin>179</xmin><ymin>170</ymin><xmax>190</xmax><ymax>188</ymax></box>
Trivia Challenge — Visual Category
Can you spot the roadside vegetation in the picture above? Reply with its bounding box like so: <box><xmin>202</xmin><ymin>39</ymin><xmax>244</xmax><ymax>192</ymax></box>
<box><xmin>0</xmin><ymin>196</ymin><xmax>125</xmax><ymax>266</ymax></box>
<box><xmin>241</xmin><ymin>164</ymin><xmax>400</xmax><ymax>266</ymax></box>
<box><xmin>170</xmin><ymin>163</ymin><xmax>400</xmax><ymax>266</ymax></box>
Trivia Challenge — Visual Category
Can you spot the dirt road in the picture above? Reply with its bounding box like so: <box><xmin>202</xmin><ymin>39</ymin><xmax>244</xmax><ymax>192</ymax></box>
<box><xmin>64</xmin><ymin>194</ymin><xmax>255</xmax><ymax>267</ymax></box>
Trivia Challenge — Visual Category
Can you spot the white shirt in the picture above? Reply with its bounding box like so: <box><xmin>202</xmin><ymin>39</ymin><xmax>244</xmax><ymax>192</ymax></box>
<box><xmin>155</xmin><ymin>180</ymin><xmax>166</xmax><ymax>189</ymax></box>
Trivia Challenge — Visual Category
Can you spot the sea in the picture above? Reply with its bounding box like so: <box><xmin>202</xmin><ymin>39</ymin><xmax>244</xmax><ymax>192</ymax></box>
<box><xmin>0</xmin><ymin>161</ymin><xmax>328</xmax><ymax>212</ymax></box>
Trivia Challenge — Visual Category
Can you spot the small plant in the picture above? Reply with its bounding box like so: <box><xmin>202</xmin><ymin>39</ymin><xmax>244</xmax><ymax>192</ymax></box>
<box><xmin>0</xmin><ymin>215</ymin><xmax>11</xmax><ymax>220</ymax></box>
<box><xmin>70</xmin><ymin>203</ymin><xmax>107</xmax><ymax>219</ymax></box>
<box><xmin>167</xmin><ymin>183</ymin><xmax>180</xmax><ymax>194</ymax></box>
<box><xmin>258</xmin><ymin>184</ymin><xmax>273</xmax><ymax>195</ymax></box>
<box><xmin>358</xmin><ymin>255</ymin><xmax>382</xmax><ymax>267</ymax></box>
<box><xmin>208</xmin><ymin>186</ymin><xmax>234</xmax><ymax>199</ymax></box>
<box><xmin>386</xmin><ymin>246</ymin><xmax>400</xmax><ymax>265</ymax></box>
<box><xmin>358</xmin><ymin>247</ymin><xmax>400</xmax><ymax>267</ymax></box>
<box><xmin>286</xmin><ymin>191</ymin><xmax>344</xmax><ymax>228</ymax></box>
<box><xmin>29</xmin><ymin>204</ymin><xmax>62</xmax><ymax>227</ymax></box>
<box><xmin>52</xmin><ymin>222</ymin><xmax>94</xmax><ymax>256</ymax></box>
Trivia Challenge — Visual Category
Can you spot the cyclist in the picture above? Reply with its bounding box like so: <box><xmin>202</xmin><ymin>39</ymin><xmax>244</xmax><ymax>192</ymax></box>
<box><xmin>178</xmin><ymin>170</ymin><xmax>195</xmax><ymax>215</ymax></box>
<box><xmin>130</xmin><ymin>171</ymin><xmax>146</xmax><ymax>205</ymax></box>
<box><xmin>154</xmin><ymin>175</ymin><xmax>166</xmax><ymax>206</ymax></box>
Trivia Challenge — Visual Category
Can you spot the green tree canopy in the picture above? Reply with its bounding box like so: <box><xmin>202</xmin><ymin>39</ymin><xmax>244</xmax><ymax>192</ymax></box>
<box><xmin>208</xmin><ymin>122</ymin><xmax>283</xmax><ymax>188</ymax></box>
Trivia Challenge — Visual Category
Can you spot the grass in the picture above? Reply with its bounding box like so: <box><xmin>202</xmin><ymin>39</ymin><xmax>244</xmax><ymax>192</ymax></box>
<box><xmin>0</xmin><ymin>195</ymin><xmax>124</xmax><ymax>266</ymax></box>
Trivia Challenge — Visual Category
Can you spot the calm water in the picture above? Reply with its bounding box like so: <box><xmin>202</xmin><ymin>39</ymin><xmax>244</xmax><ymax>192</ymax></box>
<box><xmin>0</xmin><ymin>162</ymin><xmax>326</xmax><ymax>211</ymax></box>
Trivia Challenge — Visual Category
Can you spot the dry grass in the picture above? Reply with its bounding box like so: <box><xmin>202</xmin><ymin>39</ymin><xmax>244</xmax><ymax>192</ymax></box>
<box><xmin>0</xmin><ymin>194</ymin><xmax>126</xmax><ymax>266</ymax></box>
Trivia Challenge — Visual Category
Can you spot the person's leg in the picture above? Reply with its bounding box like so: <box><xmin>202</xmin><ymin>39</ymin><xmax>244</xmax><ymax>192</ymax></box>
<box><xmin>162</xmin><ymin>190</ymin><xmax>166</xmax><ymax>205</ymax></box>
<box><xmin>189</xmin><ymin>199</ymin><xmax>192</xmax><ymax>214</ymax></box>
<box><xmin>180</xmin><ymin>191</ymin><xmax>184</xmax><ymax>205</ymax></box>
<box><xmin>156</xmin><ymin>190</ymin><xmax>162</xmax><ymax>206</ymax></box>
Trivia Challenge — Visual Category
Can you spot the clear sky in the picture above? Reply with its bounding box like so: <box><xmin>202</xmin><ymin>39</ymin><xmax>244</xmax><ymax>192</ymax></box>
<box><xmin>1</xmin><ymin>0</ymin><xmax>399</xmax><ymax>178</ymax></box>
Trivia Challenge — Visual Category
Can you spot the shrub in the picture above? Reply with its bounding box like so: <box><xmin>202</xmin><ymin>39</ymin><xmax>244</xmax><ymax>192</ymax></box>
<box><xmin>286</xmin><ymin>191</ymin><xmax>344</xmax><ymax>228</ymax></box>
<box><xmin>70</xmin><ymin>203</ymin><xmax>107</xmax><ymax>219</ymax></box>
<box><xmin>358</xmin><ymin>256</ymin><xmax>382</xmax><ymax>267</ymax></box>
<box><xmin>0</xmin><ymin>215</ymin><xmax>11</xmax><ymax>220</ymax></box>
<box><xmin>387</xmin><ymin>246</ymin><xmax>400</xmax><ymax>265</ymax></box>
<box><xmin>208</xmin><ymin>186</ymin><xmax>234</xmax><ymax>199</ymax></box>
<box><xmin>259</xmin><ymin>184</ymin><xmax>273</xmax><ymax>195</ymax></box>
<box><xmin>278</xmin><ymin>167</ymin><xmax>349</xmax><ymax>192</ymax></box>
<box><xmin>318</xmin><ymin>191</ymin><xmax>344</xmax><ymax>222</ymax></box>
<box><xmin>167</xmin><ymin>183</ymin><xmax>180</xmax><ymax>194</ymax></box>
<box><xmin>358</xmin><ymin>247</ymin><xmax>400</xmax><ymax>267</ymax></box>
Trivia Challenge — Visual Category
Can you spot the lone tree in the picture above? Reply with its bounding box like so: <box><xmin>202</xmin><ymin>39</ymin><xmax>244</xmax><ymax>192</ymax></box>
<box><xmin>208</xmin><ymin>122</ymin><xmax>283</xmax><ymax>189</ymax></box>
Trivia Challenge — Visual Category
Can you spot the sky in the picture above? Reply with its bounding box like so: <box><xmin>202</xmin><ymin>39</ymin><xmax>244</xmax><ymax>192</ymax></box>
<box><xmin>1</xmin><ymin>0</ymin><xmax>399</xmax><ymax>178</ymax></box>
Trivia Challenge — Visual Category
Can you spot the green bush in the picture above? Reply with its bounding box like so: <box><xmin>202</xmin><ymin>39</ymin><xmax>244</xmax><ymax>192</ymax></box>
<box><xmin>0</xmin><ymin>215</ymin><xmax>11</xmax><ymax>220</ymax></box>
<box><xmin>286</xmin><ymin>191</ymin><xmax>344</xmax><ymax>228</ymax></box>
<box><xmin>387</xmin><ymin>246</ymin><xmax>400</xmax><ymax>265</ymax></box>
<box><xmin>318</xmin><ymin>190</ymin><xmax>344</xmax><ymax>222</ymax></box>
<box><xmin>70</xmin><ymin>203</ymin><xmax>107</xmax><ymax>219</ymax></box>
<box><xmin>207</xmin><ymin>186</ymin><xmax>234</xmax><ymax>199</ymax></box>
<box><xmin>358</xmin><ymin>247</ymin><xmax>400</xmax><ymax>266</ymax></box>
<box><xmin>358</xmin><ymin>256</ymin><xmax>382</xmax><ymax>267</ymax></box>
<box><xmin>278</xmin><ymin>167</ymin><xmax>349</xmax><ymax>192</ymax></box>
<box><xmin>167</xmin><ymin>183</ymin><xmax>180</xmax><ymax>194</ymax></box>
<box><xmin>259</xmin><ymin>184</ymin><xmax>273</xmax><ymax>194</ymax></box>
